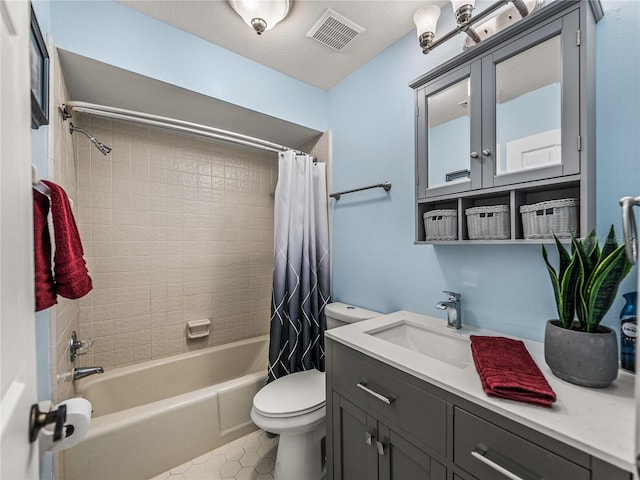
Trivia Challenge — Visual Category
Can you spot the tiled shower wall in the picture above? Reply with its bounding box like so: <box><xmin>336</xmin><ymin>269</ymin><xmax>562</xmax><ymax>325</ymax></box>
<box><xmin>74</xmin><ymin>115</ymin><xmax>278</xmax><ymax>370</ymax></box>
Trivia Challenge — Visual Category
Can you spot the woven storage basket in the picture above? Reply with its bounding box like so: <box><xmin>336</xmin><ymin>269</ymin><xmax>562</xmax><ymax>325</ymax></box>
<box><xmin>465</xmin><ymin>205</ymin><xmax>510</xmax><ymax>240</ymax></box>
<box><xmin>423</xmin><ymin>209</ymin><xmax>457</xmax><ymax>241</ymax></box>
<box><xmin>520</xmin><ymin>198</ymin><xmax>579</xmax><ymax>239</ymax></box>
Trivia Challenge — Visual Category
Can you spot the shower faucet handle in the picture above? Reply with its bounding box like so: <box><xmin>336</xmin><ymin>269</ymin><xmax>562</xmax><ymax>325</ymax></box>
<box><xmin>70</xmin><ymin>331</ymin><xmax>93</xmax><ymax>362</ymax></box>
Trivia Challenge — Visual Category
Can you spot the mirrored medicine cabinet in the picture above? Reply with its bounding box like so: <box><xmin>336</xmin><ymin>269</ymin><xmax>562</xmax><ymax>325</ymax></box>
<box><xmin>412</xmin><ymin>0</ymin><xmax>602</xmax><ymax>244</ymax></box>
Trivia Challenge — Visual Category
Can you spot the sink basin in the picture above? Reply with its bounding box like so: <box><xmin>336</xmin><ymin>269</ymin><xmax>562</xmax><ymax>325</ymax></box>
<box><xmin>366</xmin><ymin>320</ymin><xmax>472</xmax><ymax>368</ymax></box>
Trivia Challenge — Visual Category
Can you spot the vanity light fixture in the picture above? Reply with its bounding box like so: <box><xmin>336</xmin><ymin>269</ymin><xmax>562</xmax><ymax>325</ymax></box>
<box><xmin>414</xmin><ymin>0</ymin><xmax>543</xmax><ymax>54</ymax></box>
<box><xmin>229</xmin><ymin>0</ymin><xmax>292</xmax><ymax>35</ymax></box>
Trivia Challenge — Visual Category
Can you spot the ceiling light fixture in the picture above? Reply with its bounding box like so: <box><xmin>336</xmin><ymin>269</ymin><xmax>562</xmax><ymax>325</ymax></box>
<box><xmin>414</xmin><ymin>0</ymin><xmax>543</xmax><ymax>54</ymax></box>
<box><xmin>229</xmin><ymin>0</ymin><xmax>292</xmax><ymax>35</ymax></box>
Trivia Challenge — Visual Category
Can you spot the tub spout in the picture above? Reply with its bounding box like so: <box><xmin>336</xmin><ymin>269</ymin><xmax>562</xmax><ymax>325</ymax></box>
<box><xmin>73</xmin><ymin>366</ymin><xmax>104</xmax><ymax>381</ymax></box>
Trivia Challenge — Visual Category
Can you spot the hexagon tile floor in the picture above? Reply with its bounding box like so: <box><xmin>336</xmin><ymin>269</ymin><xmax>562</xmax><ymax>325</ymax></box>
<box><xmin>149</xmin><ymin>429</ymin><xmax>277</xmax><ymax>480</ymax></box>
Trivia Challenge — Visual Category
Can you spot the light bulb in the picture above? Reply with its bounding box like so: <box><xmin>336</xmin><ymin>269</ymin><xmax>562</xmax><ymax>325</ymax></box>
<box><xmin>414</xmin><ymin>5</ymin><xmax>441</xmax><ymax>38</ymax></box>
<box><xmin>229</xmin><ymin>0</ymin><xmax>291</xmax><ymax>35</ymax></box>
<box><xmin>450</xmin><ymin>0</ymin><xmax>475</xmax><ymax>11</ymax></box>
<box><xmin>450</xmin><ymin>0</ymin><xmax>475</xmax><ymax>24</ymax></box>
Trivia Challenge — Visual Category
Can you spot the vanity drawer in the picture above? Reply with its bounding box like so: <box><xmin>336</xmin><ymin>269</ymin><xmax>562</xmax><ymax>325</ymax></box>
<box><xmin>332</xmin><ymin>345</ymin><xmax>447</xmax><ymax>455</ymax></box>
<box><xmin>454</xmin><ymin>407</ymin><xmax>589</xmax><ymax>480</ymax></box>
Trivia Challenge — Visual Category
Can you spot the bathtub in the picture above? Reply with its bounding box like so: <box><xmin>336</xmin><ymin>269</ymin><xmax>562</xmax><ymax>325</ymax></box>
<box><xmin>64</xmin><ymin>335</ymin><xmax>269</xmax><ymax>480</ymax></box>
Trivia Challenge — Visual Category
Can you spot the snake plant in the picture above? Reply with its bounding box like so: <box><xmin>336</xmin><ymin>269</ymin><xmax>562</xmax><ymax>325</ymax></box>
<box><xmin>542</xmin><ymin>226</ymin><xmax>632</xmax><ymax>332</ymax></box>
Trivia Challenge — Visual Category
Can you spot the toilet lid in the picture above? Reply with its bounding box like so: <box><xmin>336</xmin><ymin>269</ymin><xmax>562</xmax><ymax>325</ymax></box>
<box><xmin>253</xmin><ymin>369</ymin><xmax>326</xmax><ymax>418</ymax></box>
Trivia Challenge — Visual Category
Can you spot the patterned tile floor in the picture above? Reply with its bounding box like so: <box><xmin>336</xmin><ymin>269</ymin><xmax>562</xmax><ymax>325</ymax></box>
<box><xmin>149</xmin><ymin>429</ymin><xmax>278</xmax><ymax>480</ymax></box>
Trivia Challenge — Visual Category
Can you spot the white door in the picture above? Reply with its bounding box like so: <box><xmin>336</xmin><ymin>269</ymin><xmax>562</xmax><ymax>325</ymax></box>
<box><xmin>0</xmin><ymin>0</ymin><xmax>40</xmax><ymax>478</ymax></box>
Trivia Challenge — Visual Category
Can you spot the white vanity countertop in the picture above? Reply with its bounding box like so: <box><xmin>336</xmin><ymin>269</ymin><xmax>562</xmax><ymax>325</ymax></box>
<box><xmin>325</xmin><ymin>310</ymin><xmax>636</xmax><ymax>474</ymax></box>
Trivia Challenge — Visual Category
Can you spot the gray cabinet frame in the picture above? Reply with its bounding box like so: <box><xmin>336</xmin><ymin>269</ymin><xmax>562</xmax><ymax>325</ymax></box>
<box><xmin>416</xmin><ymin>63</ymin><xmax>482</xmax><ymax>199</ymax></box>
<box><xmin>481</xmin><ymin>11</ymin><xmax>581</xmax><ymax>188</ymax></box>
<box><xmin>411</xmin><ymin>0</ymin><xmax>599</xmax><ymax>244</ymax></box>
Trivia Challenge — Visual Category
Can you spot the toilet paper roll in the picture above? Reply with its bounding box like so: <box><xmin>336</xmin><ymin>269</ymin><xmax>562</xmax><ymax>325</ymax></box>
<box><xmin>40</xmin><ymin>398</ymin><xmax>92</xmax><ymax>452</ymax></box>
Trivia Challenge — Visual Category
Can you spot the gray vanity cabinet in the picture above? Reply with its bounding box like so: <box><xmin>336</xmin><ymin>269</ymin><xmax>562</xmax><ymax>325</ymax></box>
<box><xmin>412</xmin><ymin>0</ymin><xmax>600</xmax><ymax>243</ymax></box>
<box><xmin>325</xmin><ymin>338</ymin><xmax>633</xmax><ymax>480</ymax></box>
<box><xmin>332</xmin><ymin>394</ymin><xmax>446</xmax><ymax>480</ymax></box>
<box><xmin>328</xmin><ymin>342</ymin><xmax>448</xmax><ymax>480</ymax></box>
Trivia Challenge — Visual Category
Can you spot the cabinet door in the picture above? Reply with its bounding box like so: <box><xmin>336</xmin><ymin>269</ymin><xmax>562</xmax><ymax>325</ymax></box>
<box><xmin>377</xmin><ymin>424</ymin><xmax>447</xmax><ymax>480</ymax></box>
<box><xmin>418</xmin><ymin>61</ymin><xmax>482</xmax><ymax>199</ymax></box>
<box><xmin>331</xmin><ymin>392</ymin><xmax>448</xmax><ymax>480</ymax></box>
<box><xmin>482</xmin><ymin>10</ymin><xmax>580</xmax><ymax>188</ymax></box>
<box><xmin>332</xmin><ymin>393</ymin><xmax>377</xmax><ymax>480</ymax></box>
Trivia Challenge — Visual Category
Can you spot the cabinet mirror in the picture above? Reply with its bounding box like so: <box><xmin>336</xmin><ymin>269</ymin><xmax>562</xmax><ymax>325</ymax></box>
<box><xmin>427</xmin><ymin>77</ymin><xmax>471</xmax><ymax>189</ymax></box>
<box><xmin>495</xmin><ymin>34</ymin><xmax>562</xmax><ymax>176</ymax></box>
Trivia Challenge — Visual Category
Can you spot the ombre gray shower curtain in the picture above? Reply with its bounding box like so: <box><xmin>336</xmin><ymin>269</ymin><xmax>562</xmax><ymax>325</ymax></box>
<box><xmin>267</xmin><ymin>151</ymin><xmax>330</xmax><ymax>383</ymax></box>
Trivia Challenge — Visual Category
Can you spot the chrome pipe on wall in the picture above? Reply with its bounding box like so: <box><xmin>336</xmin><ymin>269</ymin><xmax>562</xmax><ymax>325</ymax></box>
<box><xmin>69</xmin><ymin>123</ymin><xmax>112</xmax><ymax>155</ymax></box>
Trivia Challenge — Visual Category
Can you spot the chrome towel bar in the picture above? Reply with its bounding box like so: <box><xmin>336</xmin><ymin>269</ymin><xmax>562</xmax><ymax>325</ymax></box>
<box><xmin>330</xmin><ymin>181</ymin><xmax>392</xmax><ymax>200</ymax></box>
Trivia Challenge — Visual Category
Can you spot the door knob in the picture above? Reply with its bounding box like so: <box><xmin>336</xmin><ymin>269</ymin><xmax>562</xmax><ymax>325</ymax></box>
<box><xmin>470</xmin><ymin>151</ymin><xmax>479</xmax><ymax>159</ymax></box>
<box><xmin>482</xmin><ymin>149</ymin><xmax>491</xmax><ymax>156</ymax></box>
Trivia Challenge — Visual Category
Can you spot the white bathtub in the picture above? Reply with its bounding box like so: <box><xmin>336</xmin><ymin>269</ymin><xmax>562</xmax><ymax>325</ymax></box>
<box><xmin>64</xmin><ymin>335</ymin><xmax>269</xmax><ymax>480</ymax></box>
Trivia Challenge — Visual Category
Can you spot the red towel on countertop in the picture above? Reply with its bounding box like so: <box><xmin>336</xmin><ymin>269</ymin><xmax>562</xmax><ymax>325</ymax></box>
<box><xmin>470</xmin><ymin>335</ymin><xmax>556</xmax><ymax>407</ymax></box>
<box><xmin>33</xmin><ymin>189</ymin><xmax>56</xmax><ymax>311</ymax></box>
<box><xmin>42</xmin><ymin>181</ymin><xmax>92</xmax><ymax>300</ymax></box>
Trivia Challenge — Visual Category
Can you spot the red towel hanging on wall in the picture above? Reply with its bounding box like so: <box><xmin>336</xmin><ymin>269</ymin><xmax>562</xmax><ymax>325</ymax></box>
<box><xmin>33</xmin><ymin>189</ymin><xmax>56</xmax><ymax>311</ymax></box>
<box><xmin>42</xmin><ymin>180</ymin><xmax>92</xmax><ymax>300</ymax></box>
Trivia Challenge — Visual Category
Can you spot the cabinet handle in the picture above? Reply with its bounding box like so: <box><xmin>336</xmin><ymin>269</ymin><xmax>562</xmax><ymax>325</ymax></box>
<box><xmin>470</xmin><ymin>151</ymin><xmax>479</xmax><ymax>159</ymax></box>
<box><xmin>482</xmin><ymin>149</ymin><xmax>492</xmax><ymax>156</ymax></box>
<box><xmin>365</xmin><ymin>431</ymin><xmax>373</xmax><ymax>446</ymax></box>
<box><xmin>471</xmin><ymin>448</ymin><xmax>532</xmax><ymax>480</ymax></box>
<box><xmin>376</xmin><ymin>440</ymin><xmax>386</xmax><ymax>456</ymax></box>
<box><xmin>356</xmin><ymin>382</ymin><xmax>395</xmax><ymax>405</ymax></box>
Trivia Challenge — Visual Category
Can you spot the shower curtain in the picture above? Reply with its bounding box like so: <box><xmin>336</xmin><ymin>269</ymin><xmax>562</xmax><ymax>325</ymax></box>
<box><xmin>267</xmin><ymin>150</ymin><xmax>330</xmax><ymax>383</ymax></box>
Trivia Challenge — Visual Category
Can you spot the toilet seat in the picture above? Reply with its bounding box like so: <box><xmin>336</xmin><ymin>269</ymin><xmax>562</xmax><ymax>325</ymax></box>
<box><xmin>253</xmin><ymin>369</ymin><xmax>325</xmax><ymax>418</ymax></box>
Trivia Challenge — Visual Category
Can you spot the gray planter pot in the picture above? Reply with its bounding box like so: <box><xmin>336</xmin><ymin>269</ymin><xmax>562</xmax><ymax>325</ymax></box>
<box><xmin>544</xmin><ymin>320</ymin><xmax>618</xmax><ymax>388</ymax></box>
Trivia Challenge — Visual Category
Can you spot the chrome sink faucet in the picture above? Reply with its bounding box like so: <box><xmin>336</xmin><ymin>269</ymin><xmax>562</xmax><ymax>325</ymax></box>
<box><xmin>435</xmin><ymin>291</ymin><xmax>462</xmax><ymax>329</ymax></box>
<box><xmin>73</xmin><ymin>367</ymin><xmax>104</xmax><ymax>381</ymax></box>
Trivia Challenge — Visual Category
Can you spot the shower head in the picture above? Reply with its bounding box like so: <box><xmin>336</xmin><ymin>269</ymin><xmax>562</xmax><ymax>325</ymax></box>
<box><xmin>69</xmin><ymin>123</ymin><xmax>111</xmax><ymax>155</ymax></box>
<box><xmin>96</xmin><ymin>143</ymin><xmax>112</xmax><ymax>155</ymax></box>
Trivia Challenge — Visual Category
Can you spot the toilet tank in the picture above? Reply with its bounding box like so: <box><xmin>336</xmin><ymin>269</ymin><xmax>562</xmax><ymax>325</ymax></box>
<box><xmin>325</xmin><ymin>302</ymin><xmax>381</xmax><ymax>330</ymax></box>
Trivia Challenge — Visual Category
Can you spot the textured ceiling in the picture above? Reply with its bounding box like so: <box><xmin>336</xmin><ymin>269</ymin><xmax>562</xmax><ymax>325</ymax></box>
<box><xmin>118</xmin><ymin>0</ymin><xmax>448</xmax><ymax>91</ymax></box>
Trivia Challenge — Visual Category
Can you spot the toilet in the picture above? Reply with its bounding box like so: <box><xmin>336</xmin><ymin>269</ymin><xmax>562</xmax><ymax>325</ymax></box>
<box><xmin>251</xmin><ymin>302</ymin><xmax>380</xmax><ymax>480</ymax></box>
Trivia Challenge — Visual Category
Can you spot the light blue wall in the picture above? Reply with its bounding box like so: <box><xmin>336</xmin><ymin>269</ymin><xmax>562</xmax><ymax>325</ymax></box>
<box><xmin>31</xmin><ymin>0</ymin><xmax>54</xmax><ymax>405</ymax></box>
<box><xmin>49</xmin><ymin>0</ymin><xmax>327</xmax><ymax>133</ymax></box>
<box><xmin>595</xmin><ymin>0</ymin><xmax>640</xmax><ymax>238</ymax></box>
<box><xmin>30</xmin><ymin>4</ymin><xmax>55</xmax><ymax>478</ymax></box>
<box><xmin>328</xmin><ymin>0</ymin><xmax>640</xmax><ymax>342</ymax></box>
<box><xmin>30</xmin><ymin>3</ymin><xmax>55</xmax><ymax>478</ymax></box>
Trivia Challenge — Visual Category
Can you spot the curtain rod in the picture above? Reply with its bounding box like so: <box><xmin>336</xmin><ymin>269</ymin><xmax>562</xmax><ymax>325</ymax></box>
<box><xmin>63</xmin><ymin>101</ymin><xmax>307</xmax><ymax>155</ymax></box>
